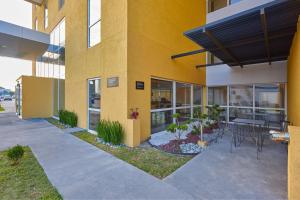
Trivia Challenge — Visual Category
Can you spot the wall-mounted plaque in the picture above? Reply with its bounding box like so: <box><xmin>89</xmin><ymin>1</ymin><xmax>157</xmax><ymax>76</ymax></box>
<box><xmin>107</xmin><ymin>77</ymin><xmax>119</xmax><ymax>88</ymax></box>
<box><xmin>136</xmin><ymin>81</ymin><xmax>144</xmax><ymax>90</ymax></box>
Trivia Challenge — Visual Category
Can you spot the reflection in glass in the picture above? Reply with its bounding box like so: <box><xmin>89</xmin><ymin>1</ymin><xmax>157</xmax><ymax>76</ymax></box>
<box><xmin>229</xmin><ymin>107</ymin><xmax>253</xmax><ymax>121</ymax></box>
<box><xmin>176</xmin><ymin>83</ymin><xmax>191</xmax><ymax>107</ymax></box>
<box><xmin>255</xmin><ymin>84</ymin><xmax>284</xmax><ymax>108</ymax></box>
<box><xmin>89</xmin><ymin>79</ymin><xmax>101</xmax><ymax>109</ymax></box>
<box><xmin>176</xmin><ymin>108</ymin><xmax>191</xmax><ymax>122</ymax></box>
<box><xmin>88</xmin><ymin>0</ymin><xmax>101</xmax><ymax>47</ymax></box>
<box><xmin>208</xmin><ymin>0</ymin><xmax>227</xmax><ymax>13</ymax></box>
<box><xmin>151</xmin><ymin>111</ymin><xmax>173</xmax><ymax>134</ymax></box>
<box><xmin>230</xmin><ymin>85</ymin><xmax>253</xmax><ymax>107</ymax></box>
<box><xmin>208</xmin><ymin>86</ymin><xmax>227</xmax><ymax>106</ymax></box>
<box><xmin>255</xmin><ymin>109</ymin><xmax>284</xmax><ymax>128</ymax></box>
<box><xmin>151</xmin><ymin>79</ymin><xmax>173</xmax><ymax>109</ymax></box>
<box><xmin>193</xmin><ymin>85</ymin><xmax>202</xmax><ymax>106</ymax></box>
<box><xmin>89</xmin><ymin>110</ymin><xmax>100</xmax><ymax>131</ymax></box>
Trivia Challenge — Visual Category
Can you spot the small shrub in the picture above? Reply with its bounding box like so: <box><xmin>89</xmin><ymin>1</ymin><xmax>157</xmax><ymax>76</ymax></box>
<box><xmin>59</xmin><ymin>110</ymin><xmax>78</xmax><ymax>127</ymax></box>
<box><xmin>96</xmin><ymin>120</ymin><xmax>124</xmax><ymax>145</ymax></box>
<box><xmin>7</xmin><ymin>145</ymin><xmax>24</xmax><ymax>165</ymax></box>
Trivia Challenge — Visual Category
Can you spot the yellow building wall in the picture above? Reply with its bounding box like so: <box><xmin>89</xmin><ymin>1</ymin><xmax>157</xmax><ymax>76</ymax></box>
<box><xmin>32</xmin><ymin>0</ymin><xmax>206</xmax><ymax>146</ymax></box>
<box><xmin>20</xmin><ymin>76</ymin><xmax>53</xmax><ymax>119</ymax></box>
<box><xmin>288</xmin><ymin>18</ymin><xmax>300</xmax><ymax>126</ymax></box>
<box><xmin>288</xmin><ymin>126</ymin><xmax>300</xmax><ymax>200</ymax></box>
<box><xmin>287</xmin><ymin>17</ymin><xmax>300</xmax><ymax>200</ymax></box>
<box><xmin>127</xmin><ymin>0</ymin><xmax>207</xmax><ymax>141</ymax></box>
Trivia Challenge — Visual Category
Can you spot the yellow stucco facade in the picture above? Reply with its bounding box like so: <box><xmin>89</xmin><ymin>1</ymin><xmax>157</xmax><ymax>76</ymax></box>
<box><xmin>31</xmin><ymin>0</ymin><xmax>206</xmax><ymax>146</ymax></box>
<box><xmin>287</xmin><ymin>17</ymin><xmax>300</xmax><ymax>200</ymax></box>
<box><xmin>288</xmin><ymin>17</ymin><xmax>300</xmax><ymax>127</ymax></box>
<box><xmin>17</xmin><ymin>76</ymin><xmax>54</xmax><ymax>119</ymax></box>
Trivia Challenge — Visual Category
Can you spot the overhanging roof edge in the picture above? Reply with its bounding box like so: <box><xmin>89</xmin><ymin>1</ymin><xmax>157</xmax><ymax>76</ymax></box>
<box><xmin>184</xmin><ymin>0</ymin><xmax>289</xmax><ymax>36</ymax></box>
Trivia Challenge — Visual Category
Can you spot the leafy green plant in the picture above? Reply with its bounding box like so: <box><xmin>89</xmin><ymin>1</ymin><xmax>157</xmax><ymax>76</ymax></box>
<box><xmin>207</xmin><ymin>104</ymin><xmax>225</xmax><ymax>121</ymax></box>
<box><xmin>167</xmin><ymin>113</ymin><xmax>188</xmax><ymax>141</ymax></box>
<box><xmin>59</xmin><ymin>110</ymin><xmax>78</xmax><ymax>127</ymax></box>
<box><xmin>7</xmin><ymin>145</ymin><xmax>24</xmax><ymax>165</ymax></box>
<box><xmin>97</xmin><ymin>120</ymin><xmax>124</xmax><ymax>145</ymax></box>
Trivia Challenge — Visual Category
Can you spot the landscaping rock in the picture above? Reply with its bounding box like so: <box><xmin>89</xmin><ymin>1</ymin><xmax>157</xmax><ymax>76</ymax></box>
<box><xmin>96</xmin><ymin>138</ymin><xmax>125</xmax><ymax>148</ymax></box>
<box><xmin>180</xmin><ymin>143</ymin><xmax>204</xmax><ymax>154</ymax></box>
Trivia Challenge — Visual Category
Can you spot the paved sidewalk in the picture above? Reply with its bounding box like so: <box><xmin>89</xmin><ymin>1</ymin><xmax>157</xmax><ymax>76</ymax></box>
<box><xmin>0</xmin><ymin>112</ymin><xmax>192</xmax><ymax>200</ymax></box>
<box><xmin>164</xmin><ymin>134</ymin><xmax>288</xmax><ymax>200</ymax></box>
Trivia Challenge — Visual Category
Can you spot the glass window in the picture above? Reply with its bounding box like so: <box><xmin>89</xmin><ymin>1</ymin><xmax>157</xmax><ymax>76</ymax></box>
<box><xmin>89</xmin><ymin>110</ymin><xmax>100</xmax><ymax>131</ymax></box>
<box><xmin>229</xmin><ymin>85</ymin><xmax>253</xmax><ymax>107</ymax></box>
<box><xmin>59</xmin><ymin>0</ymin><xmax>65</xmax><ymax>9</ymax></box>
<box><xmin>176</xmin><ymin>83</ymin><xmax>191</xmax><ymax>107</ymax></box>
<box><xmin>151</xmin><ymin>79</ymin><xmax>173</xmax><ymax>110</ymax></box>
<box><xmin>230</xmin><ymin>0</ymin><xmax>243</xmax><ymax>5</ymax></box>
<box><xmin>208</xmin><ymin>0</ymin><xmax>228</xmax><ymax>13</ymax></box>
<box><xmin>151</xmin><ymin>111</ymin><xmax>173</xmax><ymax>134</ymax></box>
<box><xmin>44</xmin><ymin>2</ymin><xmax>48</xmax><ymax>29</ymax></box>
<box><xmin>208</xmin><ymin>86</ymin><xmax>227</xmax><ymax>106</ymax></box>
<box><xmin>89</xmin><ymin>79</ymin><xmax>101</xmax><ymax>109</ymax></box>
<box><xmin>176</xmin><ymin>108</ymin><xmax>191</xmax><ymax>122</ymax></box>
<box><xmin>255</xmin><ymin>84</ymin><xmax>285</xmax><ymax>108</ymax></box>
<box><xmin>255</xmin><ymin>109</ymin><xmax>284</xmax><ymax>128</ymax></box>
<box><xmin>229</xmin><ymin>108</ymin><xmax>253</xmax><ymax>121</ymax></box>
<box><xmin>88</xmin><ymin>0</ymin><xmax>101</xmax><ymax>47</ymax></box>
<box><xmin>193</xmin><ymin>85</ymin><xmax>202</xmax><ymax>106</ymax></box>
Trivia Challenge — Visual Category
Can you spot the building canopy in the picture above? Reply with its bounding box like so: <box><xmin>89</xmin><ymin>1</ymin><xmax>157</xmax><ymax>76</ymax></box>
<box><xmin>174</xmin><ymin>0</ymin><xmax>300</xmax><ymax>68</ymax></box>
<box><xmin>0</xmin><ymin>20</ymin><xmax>49</xmax><ymax>61</ymax></box>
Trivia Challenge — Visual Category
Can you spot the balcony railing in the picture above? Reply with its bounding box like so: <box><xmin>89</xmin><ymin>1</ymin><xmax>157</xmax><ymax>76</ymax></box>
<box><xmin>208</xmin><ymin>0</ymin><xmax>244</xmax><ymax>13</ymax></box>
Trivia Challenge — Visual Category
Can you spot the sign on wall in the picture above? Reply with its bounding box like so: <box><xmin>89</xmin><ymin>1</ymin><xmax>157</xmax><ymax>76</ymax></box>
<box><xmin>107</xmin><ymin>77</ymin><xmax>119</xmax><ymax>88</ymax></box>
<box><xmin>136</xmin><ymin>81</ymin><xmax>144</xmax><ymax>90</ymax></box>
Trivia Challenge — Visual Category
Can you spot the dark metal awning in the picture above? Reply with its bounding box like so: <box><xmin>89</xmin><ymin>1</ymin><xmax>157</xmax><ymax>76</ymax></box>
<box><xmin>173</xmin><ymin>0</ymin><xmax>300</xmax><ymax>68</ymax></box>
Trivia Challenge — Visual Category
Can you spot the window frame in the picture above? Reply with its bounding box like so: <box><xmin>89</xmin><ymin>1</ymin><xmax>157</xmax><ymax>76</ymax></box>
<box><xmin>88</xmin><ymin>0</ymin><xmax>101</xmax><ymax>47</ymax></box>
<box><xmin>87</xmin><ymin>78</ymin><xmax>101</xmax><ymax>133</ymax></box>
<box><xmin>151</xmin><ymin>77</ymin><xmax>203</xmax><ymax>133</ymax></box>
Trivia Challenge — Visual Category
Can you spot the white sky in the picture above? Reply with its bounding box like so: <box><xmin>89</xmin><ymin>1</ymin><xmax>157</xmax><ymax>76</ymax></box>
<box><xmin>0</xmin><ymin>0</ymin><xmax>32</xmax><ymax>91</ymax></box>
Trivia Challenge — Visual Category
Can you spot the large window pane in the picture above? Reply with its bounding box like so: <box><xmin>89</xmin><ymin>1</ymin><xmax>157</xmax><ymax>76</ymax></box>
<box><xmin>151</xmin><ymin>111</ymin><xmax>173</xmax><ymax>134</ymax></box>
<box><xmin>176</xmin><ymin>83</ymin><xmax>191</xmax><ymax>107</ymax></box>
<box><xmin>89</xmin><ymin>79</ymin><xmax>101</xmax><ymax>109</ymax></box>
<box><xmin>88</xmin><ymin>0</ymin><xmax>101</xmax><ymax>47</ymax></box>
<box><xmin>255</xmin><ymin>109</ymin><xmax>284</xmax><ymax>128</ymax></box>
<box><xmin>193</xmin><ymin>85</ymin><xmax>202</xmax><ymax>106</ymax></box>
<box><xmin>89</xmin><ymin>110</ymin><xmax>100</xmax><ymax>131</ymax></box>
<box><xmin>151</xmin><ymin>79</ymin><xmax>173</xmax><ymax>109</ymax></box>
<box><xmin>208</xmin><ymin>86</ymin><xmax>227</xmax><ymax>106</ymax></box>
<box><xmin>176</xmin><ymin>108</ymin><xmax>191</xmax><ymax>122</ymax></box>
<box><xmin>255</xmin><ymin>84</ymin><xmax>285</xmax><ymax>108</ymax></box>
<box><xmin>229</xmin><ymin>108</ymin><xmax>253</xmax><ymax>121</ymax></box>
<box><xmin>230</xmin><ymin>85</ymin><xmax>253</xmax><ymax>107</ymax></box>
<box><xmin>89</xmin><ymin>22</ymin><xmax>101</xmax><ymax>47</ymax></box>
<box><xmin>208</xmin><ymin>0</ymin><xmax>227</xmax><ymax>13</ymax></box>
<box><xmin>89</xmin><ymin>0</ymin><xmax>101</xmax><ymax>26</ymax></box>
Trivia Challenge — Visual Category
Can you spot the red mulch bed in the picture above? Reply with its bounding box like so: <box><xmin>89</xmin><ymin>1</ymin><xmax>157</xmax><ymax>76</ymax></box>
<box><xmin>159</xmin><ymin>133</ymin><xmax>201</xmax><ymax>154</ymax></box>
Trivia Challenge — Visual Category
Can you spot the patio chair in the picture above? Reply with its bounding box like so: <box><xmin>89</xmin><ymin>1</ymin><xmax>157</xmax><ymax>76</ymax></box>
<box><xmin>229</xmin><ymin>123</ymin><xmax>262</xmax><ymax>159</ymax></box>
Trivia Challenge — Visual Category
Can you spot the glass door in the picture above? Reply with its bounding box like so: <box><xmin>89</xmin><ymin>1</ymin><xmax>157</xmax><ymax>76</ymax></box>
<box><xmin>88</xmin><ymin>78</ymin><xmax>101</xmax><ymax>132</ymax></box>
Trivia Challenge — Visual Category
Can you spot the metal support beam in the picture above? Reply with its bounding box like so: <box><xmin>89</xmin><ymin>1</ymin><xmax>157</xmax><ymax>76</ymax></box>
<box><xmin>203</xmin><ymin>29</ymin><xmax>243</xmax><ymax>68</ymax></box>
<box><xmin>260</xmin><ymin>8</ymin><xmax>271</xmax><ymax>65</ymax></box>
<box><xmin>171</xmin><ymin>29</ymin><xmax>293</xmax><ymax>60</ymax></box>
<box><xmin>171</xmin><ymin>49</ymin><xmax>206</xmax><ymax>59</ymax></box>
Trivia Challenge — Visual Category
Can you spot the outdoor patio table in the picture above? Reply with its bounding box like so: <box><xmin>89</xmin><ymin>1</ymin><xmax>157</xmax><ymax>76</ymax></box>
<box><xmin>232</xmin><ymin>118</ymin><xmax>266</xmax><ymax>152</ymax></box>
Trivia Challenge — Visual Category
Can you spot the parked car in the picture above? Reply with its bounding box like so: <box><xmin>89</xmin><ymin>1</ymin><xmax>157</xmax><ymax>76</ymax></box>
<box><xmin>3</xmin><ymin>95</ymin><xmax>12</xmax><ymax>101</ymax></box>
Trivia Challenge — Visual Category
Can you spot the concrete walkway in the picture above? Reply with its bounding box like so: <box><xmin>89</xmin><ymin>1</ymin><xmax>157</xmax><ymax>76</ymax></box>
<box><xmin>0</xmin><ymin>101</ymin><xmax>288</xmax><ymax>200</ymax></box>
<box><xmin>164</xmin><ymin>133</ymin><xmax>288</xmax><ymax>200</ymax></box>
<box><xmin>0</xmin><ymin>112</ymin><xmax>192</xmax><ymax>200</ymax></box>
